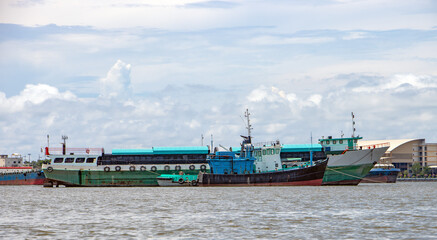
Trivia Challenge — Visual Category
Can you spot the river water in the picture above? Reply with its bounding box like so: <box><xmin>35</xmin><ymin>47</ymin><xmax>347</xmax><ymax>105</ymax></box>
<box><xmin>1</xmin><ymin>182</ymin><xmax>436</xmax><ymax>239</ymax></box>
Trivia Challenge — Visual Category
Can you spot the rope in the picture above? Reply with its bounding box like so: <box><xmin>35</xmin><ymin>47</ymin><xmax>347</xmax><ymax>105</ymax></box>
<box><xmin>327</xmin><ymin>167</ymin><xmax>363</xmax><ymax>180</ymax></box>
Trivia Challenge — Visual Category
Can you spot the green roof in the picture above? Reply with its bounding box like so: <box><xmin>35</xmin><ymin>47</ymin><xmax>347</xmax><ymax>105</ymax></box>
<box><xmin>112</xmin><ymin>146</ymin><xmax>209</xmax><ymax>155</ymax></box>
<box><xmin>153</xmin><ymin>146</ymin><xmax>209</xmax><ymax>154</ymax></box>
<box><xmin>112</xmin><ymin>149</ymin><xmax>153</xmax><ymax>155</ymax></box>
<box><xmin>281</xmin><ymin>144</ymin><xmax>323</xmax><ymax>152</ymax></box>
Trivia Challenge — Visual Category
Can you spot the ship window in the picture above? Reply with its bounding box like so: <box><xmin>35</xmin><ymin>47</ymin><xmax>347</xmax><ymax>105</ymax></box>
<box><xmin>86</xmin><ymin>158</ymin><xmax>95</xmax><ymax>163</ymax></box>
<box><xmin>263</xmin><ymin>150</ymin><xmax>266</xmax><ymax>155</ymax></box>
<box><xmin>333</xmin><ymin>140</ymin><xmax>336</xmax><ymax>144</ymax></box>
<box><xmin>271</xmin><ymin>149</ymin><xmax>274</xmax><ymax>155</ymax></box>
<box><xmin>339</xmin><ymin>140</ymin><xmax>343</xmax><ymax>144</ymax></box>
<box><xmin>65</xmin><ymin>158</ymin><xmax>74</xmax><ymax>163</ymax></box>
<box><xmin>276</xmin><ymin>149</ymin><xmax>280</xmax><ymax>154</ymax></box>
<box><xmin>75</xmin><ymin>158</ymin><xmax>85</xmax><ymax>163</ymax></box>
<box><xmin>326</xmin><ymin>140</ymin><xmax>330</xmax><ymax>144</ymax></box>
<box><xmin>54</xmin><ymin>158</ymin><xmax>64</xmax><ymax>163</ymax></box>
<box><xmin>354</xmin><ymin>139</ymin><xmax>357</xmax><ymax>143</ymax></box>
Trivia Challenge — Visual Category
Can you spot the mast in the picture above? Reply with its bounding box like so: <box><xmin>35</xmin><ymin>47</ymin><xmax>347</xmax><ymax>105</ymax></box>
<box><xmin>351</xmin><ymin>112</ymin><xmax>356</xmax><ymax>138</ymax></box>
<box><xmin>211</xmin><ymin>134</ymin><xmax>214</xmax><ymax>153</ymax></box>
<box><xmin>245</xmin><ymin>109</ymin><xmax>253</xmax><ymax>141</ymax></box>
<box><xmin>310</xmin><ymin>132</ymin><xmax>313</xmax><ymax>166</ymax></box>
<box><xmin>62</xmin><ymin>135</ymin><xmax>68</xmax><ymax>155</ymax></box>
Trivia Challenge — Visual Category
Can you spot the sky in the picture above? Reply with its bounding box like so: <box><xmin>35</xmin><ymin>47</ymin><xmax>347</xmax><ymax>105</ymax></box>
<box><xmin>0</xmin><ymin>0</ymin><xmax>436</xmax><ymax>161</ymax></box>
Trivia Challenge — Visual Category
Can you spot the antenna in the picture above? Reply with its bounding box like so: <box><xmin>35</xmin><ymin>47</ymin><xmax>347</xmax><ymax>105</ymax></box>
<box><xmin>62</xmin><ymin>135</ymin><xmax>68</xmax><ymax>144</ymax></box>
<box><xmin>244</xmin><ymin>109</ymin><xmax>253</xmax><ymax>138</ymax></box>
<box><xmin>211</xmin><ymin>134</ymin><xmax>214</xmax><ymax>153</ymax></box>
<box><xmin>310</xmin><ymin>132</ymin><xmax>313</xmax><ymax>166</ymax></box>
<box><xmin>341</xmin><ymin>130</ymin><xmax>344</xmax><ymax>138</ymax></box>
<box><xmin>311</xmin><ymin>132</ymin><xmax>313</xmax><ymax>146</ymax></box>
<box><xmin>201</xmin><ymin>134</ymin><xmax>204</xmax><ymax>146</ymax></box>
<box><xmin>351</xmin><ymin>112</ymin><xmax>356</xmax><ymax>138</ymax></box>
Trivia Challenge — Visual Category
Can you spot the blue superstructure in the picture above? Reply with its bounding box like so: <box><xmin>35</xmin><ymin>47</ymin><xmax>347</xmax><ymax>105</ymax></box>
<box><xmin>208</xmin><ymin>136</ymin><xmax>255</xmax><ymax>174</ymax></box>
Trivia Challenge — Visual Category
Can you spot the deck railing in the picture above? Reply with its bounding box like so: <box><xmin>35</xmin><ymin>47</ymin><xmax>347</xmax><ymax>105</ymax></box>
<box><xmin>46</xmin><ymin>147</ymin><xmax>104</xmax><ymax>155</ymax></box>
<box><xmin>358</xmin><ymin>142</ymin><xmax>390</xmax><ymax>150</ymax></box>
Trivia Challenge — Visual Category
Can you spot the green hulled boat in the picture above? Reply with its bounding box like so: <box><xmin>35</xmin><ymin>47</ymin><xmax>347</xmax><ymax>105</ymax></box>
<box><xmin>42</xmin><ymin>144</ymin><xmax>209</xmax><ymax>187</ymax></box>
<box><xmin>319</xmin><ymin>136</ymin><xmax>389</xmax><ymax>185</ymax></box>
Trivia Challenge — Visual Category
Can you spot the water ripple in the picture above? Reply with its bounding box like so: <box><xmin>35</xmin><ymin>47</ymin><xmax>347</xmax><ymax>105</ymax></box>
<box><xmin>0</xmin><ymin>183</ymin><xmax>436</xmax><ymax>239</ymax></box>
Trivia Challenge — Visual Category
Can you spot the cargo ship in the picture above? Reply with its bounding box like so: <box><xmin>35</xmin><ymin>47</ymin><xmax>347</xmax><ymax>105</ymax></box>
<box><xmin>198</xmin><ymin>110</ymin><xmax>328</xmax><ymax>186</ymax></box>
<box><xmin>0</xmin><ymin>154</ymin><xmax>45</xmax><ymax>185</ymax></box>
<box><xmin>42</xmin><ymin>139</ymin><xmax>209</xmax><ymax>187</ymax></box>
<box><xmin>319</xmin><ymin>136</ymin><xmax>389</xmax><ymax>185</ymax></box>
<box><xmin>361</xmin><ymin>164</ymin><xmax>400</xmax><ymax>183</ymax></box>
<box><xmin>316</xmin><ymin>113</ymin><xmax>389</xmax><ymax>185</ymax></box>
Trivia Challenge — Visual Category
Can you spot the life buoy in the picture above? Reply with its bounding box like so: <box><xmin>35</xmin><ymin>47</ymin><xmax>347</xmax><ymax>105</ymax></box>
<box><xmin>104</xmin><ymin>166</ymin><xmax>110</xmax><ymax>172</ymax></box>
<box><xmin>164</xmin><ymin>165</ymin><xmax>170</xmax><ymax>171</ymax></box>
<box><xmin>115</xmin><ymin>166</ymin><xmax>121</xmax><ymax>172</ymax></box>
<box><xmin>151</xmin><ymin>166</ymin><xmax>157</xmax><ymax>172</ymax></box>
<box><xmin>200</xmin><ymin>165</ymin><xmax>207</xmax><ymax>171</ymax></box>
<box><xmin>47</xmin><ymin>167</ymin><xmax>53</xmax><ymax>172</ymax></box>
<box><xmin>175</xmin><ymin>165</ymin><xmax>181</xmax><ymax>171</ymax></box>
<box><xmin>189</xmin><ymin>165</ymin><xmax>195</xmax><ymax>170</ymax></box>
<box><xmin>178</xmin><ymin>178</ymin><xmax>185</xmax><ymax>184</ymax></box>
<box><xmin>129</xmin><ymin>166</ymin><xmax>135</xmax><ymax>171</ymax></box>
<box><xmin>140</xmin><ymin>166</ymin><xmax>146</xmax><ymax>171</ymax></box>
<box><xmin>191</xmin><ymin>180</ymin><xmax>198</xmax><ymax>186</ymax></box>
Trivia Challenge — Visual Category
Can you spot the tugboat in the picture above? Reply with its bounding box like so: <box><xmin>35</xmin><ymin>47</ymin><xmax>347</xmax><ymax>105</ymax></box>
<box><xmin>198</xmin><ymin>109</ymin><xmax>328</xmax><ymax>186</ymax></box>
<box><xmin>361</xmin><ymin>164</ymin><xmax>400</xmax><ymax>183</ymax></box>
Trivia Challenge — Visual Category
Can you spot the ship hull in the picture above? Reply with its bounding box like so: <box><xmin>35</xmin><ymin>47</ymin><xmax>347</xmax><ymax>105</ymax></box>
<box><xmin>0</xmin><ymin>171</ymin><xmax>45</xmax><ymax>185</ymax></box>
<box><xmin>43</xmin><ymin>168</ymin><xmax>204</xmax><ymax>187</ymax></box>
<box><xmin>361</xmin><ymin>169</ymin><xmax>400</xmax><ymax>183</ymax></box>
<box><xmin>198</xmin><ymin>160</ymin><xmax>327</xmax><ymax>186</ymax></box>
<box><xmin>322</xmin><ymin>147</ymin><xmax>389</xmax><ymax>186</ymax></box>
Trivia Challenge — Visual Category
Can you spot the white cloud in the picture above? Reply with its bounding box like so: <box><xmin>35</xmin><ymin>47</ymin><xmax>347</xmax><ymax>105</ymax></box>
<box><xmin>342</xmin><ymin>31</ymin><xmax>369</xmax><ymax>40</ymax></box>
<box><xmin>1</xmin><ymin>1</ymin><xmax>437</xmax><ymax>161</ymax></box>
<box><xmin>0</xmin><ymin>84</ymin><xmax>76</xmax><ymax>113</ymax></box>
<box><xmin>99</xmin><ymin>60</ymin><xmax>132</xmax><ymax>98</ymax></box>
<box><xmin>1</xmin><ymin>0</ymin><xmax>435</xmax><ymax>31</ymax></box>
<box><xmin>187</xmin><ymin>119</ymin><xmax>201</xmax><ymax>129</ymax></box>
<box><xmin>246</xmin><ymin>36</ymin><xmax>334</xmax><ymax>45</ymax></box>
<box><xmin>247</xmin><ymin>85</ymin><xmax>322</xmax><ymax>108</ymax></box>
<box><xmin>308</xmin><ymin>94</ymin><xmax>322</xmax><ymax>106</ymax></box>
<box><xmin>352</xmin><ymin>74</ymin><xmax>437</xmax><ymax>93</ymax></box>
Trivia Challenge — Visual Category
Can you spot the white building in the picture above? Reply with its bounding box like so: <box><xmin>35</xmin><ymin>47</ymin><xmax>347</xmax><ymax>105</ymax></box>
<box><xmin>0</xmin><ymin>154</ymin><xmax>24</xmax><ymax>167</ymax></box>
